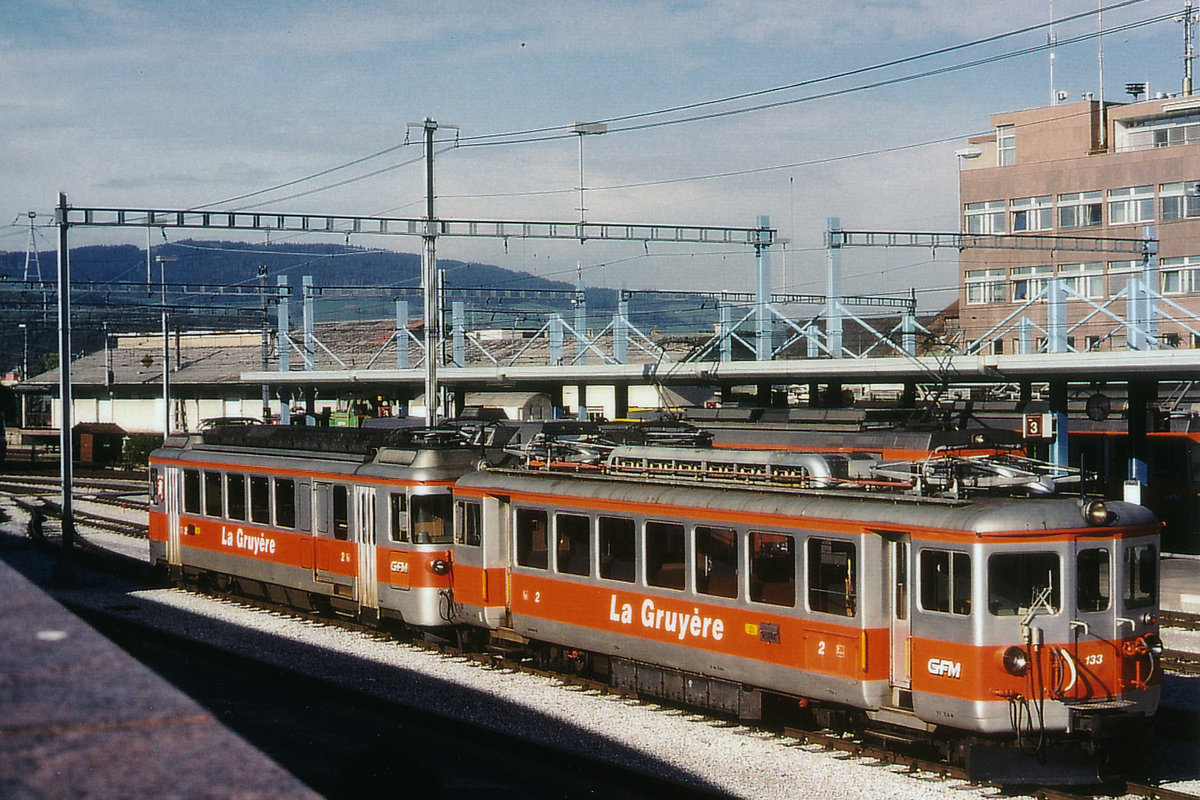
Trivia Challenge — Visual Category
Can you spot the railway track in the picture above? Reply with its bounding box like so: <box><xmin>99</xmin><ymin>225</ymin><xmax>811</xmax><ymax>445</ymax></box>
<box><xmin>4</xmin><ymin>491</ymin><xmax>1199</xmax><ymax>799</ymax></box>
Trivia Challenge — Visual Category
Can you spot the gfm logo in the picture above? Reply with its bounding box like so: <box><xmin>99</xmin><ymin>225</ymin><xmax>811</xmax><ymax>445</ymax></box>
<box><xmin>927</xmin><ymin>658</ymin><xmax>962</xmax><ymax>679</ymax></box>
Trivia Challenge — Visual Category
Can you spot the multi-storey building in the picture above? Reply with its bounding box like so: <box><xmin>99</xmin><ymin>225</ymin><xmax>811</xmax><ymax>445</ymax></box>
<box><xmin>958</xmin><ymin>95</ymin><xmax>1200</xmax><ymax>353</ymax></box>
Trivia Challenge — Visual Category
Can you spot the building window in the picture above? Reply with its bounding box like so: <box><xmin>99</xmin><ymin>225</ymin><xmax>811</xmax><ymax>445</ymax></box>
<box><xmin>1010</xmin><ymin>196</ymin><xmax>1052</xmax><ymax>232</ymax></box>
<box><xmin>1160</xmin><ymin>256</ymin><xmax>1200</xmax><ymax>295</ymax></box>
<box><xmin>963</xmin><ymin>200</ymin><xmax>1006</xmax><ymax>234</ymax></box>
<box><xmin>1108</xmin><ymin>185</ymin><xmax>1154</xmax><ymax>225</ymax></box>
<box><xmin>965</xmin><ymin>268</ymin><xmax>1006</xmax><ymax>305</ymax></box>
<box><xmin>1161</xmin><ymin>182</ymin><xmax>1200</xmax><ymax>221</ymax></box>
<box><xmin>1057</xmin><ymin>262</ymin><xmax>1104</xmax><ymax>299</ymax></box>
<box><xmin>1108</xmin><ymin>260</ymin><xmax>1142</xmax><ymax>298</ymax></box>
<box><xmin>1011</xmin><ymin>265</ymin><xmax>1052</xmax><ymax>301</ymax></box>
<box><xmin>1058</xmin><ymin>191</ymin><xmax>1103</xmax><ymax>228</ymax></box>
<box><xmin>997</xmin><ymin>124</ymin><xmax>1015</xmax><ymax>165</ymax></box>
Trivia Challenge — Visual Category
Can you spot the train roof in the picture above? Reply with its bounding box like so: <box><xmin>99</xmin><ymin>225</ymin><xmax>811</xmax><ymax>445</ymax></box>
<box><xmin>456</xmin><ymin>467</ymin><xmax>1158</xmax><ymax>538</ymax></box>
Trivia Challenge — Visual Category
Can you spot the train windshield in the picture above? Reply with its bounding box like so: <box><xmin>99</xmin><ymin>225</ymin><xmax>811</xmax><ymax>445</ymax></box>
<box><xmin>411</xmin><ymin>494</ymin><xmax>453</xmax><ymax>544</ymax></box>
<box><xmin>987</xmin><ymin>552</ymin><xmax>1060</xmax><ymax>616</ymax></box>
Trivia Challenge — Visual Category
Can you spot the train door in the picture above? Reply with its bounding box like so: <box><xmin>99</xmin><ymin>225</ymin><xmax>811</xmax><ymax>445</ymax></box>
<box><xmin>355</xmin><ymin>485</ymin><xmax>378</xmax><ymax>614</ymax></box>
<box><xmin>886</xmin><ymin>535</ymin><xmax>912</xmax><ymax>696</ymax></box>
<box><xmin>1069</xmin><ymin>537</ymin><xmax>1118</xmax><ymax>699</ymax></box>
<box><xmin>165</xmin><ymin>466</ymin><xmax>182</xmax><ymax>569</ymax></box>
<box><xmin>312</xmin><ymin>481</ymin><xmax>354</xmax><ymax>589</ymax></box>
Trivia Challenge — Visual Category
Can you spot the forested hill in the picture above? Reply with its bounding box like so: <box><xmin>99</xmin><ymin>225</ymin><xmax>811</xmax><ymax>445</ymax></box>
<box><xmin>3</xmin><ymin>240</ymin><xmax>604</xmax><ymax>299</ymax></box>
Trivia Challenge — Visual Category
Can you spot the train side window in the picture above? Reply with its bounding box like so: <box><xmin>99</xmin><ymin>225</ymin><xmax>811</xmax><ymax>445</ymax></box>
<box><xmin>204</xmin><ymin>471</ymin><xmax>223</xmax><ymax>517</ymax></box>
<box><xmin>919</xmin><ymin>550</ymin><xmax>971</xmax><ymax>615</ymax></box>
<box><xmin>695</xmin><ymin>526</ymin><xmax>738</xmax><ymax>599</ymax></box>
<box><xmin>749</xmin><ymin>531</ymin><xmax>795</xmax><ymax>607</ymax></box>
<box><xmin>555</xmin><ymin>513</ymin><xmax>590</xmax><ymax>576</ymax></box>
<box><xmin>274</xmin><ymin>478</ymin><xmax>295</xmax><ymax>529</ymax></box>
<box><xmin>988</xmin><ymin>552</ymin><xmax>1059</xmax><ymax>616</ymax></box>
<box><xmin>249</xmin><ymin>475</ymin><xmax>270</xmax><ymax>524</ymax></box>
<box><xmin>1077</xmin><ymin>548</ymin><xmax>1111</xmax><ymax>612</ymax></box>
<box><xmin>412</xmin><ymin>494</ymin><xmax>454</xmax><ymax>544</ymax></box>
<box><xmin>645</xmin><ymin>521</ymin><xmax>686</xmax><ymax>591</ymax></box>
<box><xmin>332</xmin><ymin>486</ymin><xmax>349</xmax><ymax>541</ymax></box>
<box><xmin>598</xmin><ymin>516</ymin><xmax>636</xmax><ymax>582</ymax></box>
<box><xmin>183</xmin><ymin>469</ymin><xmax>201</xmax><ymax>515</ymax></box>
<box><xmin>455</xmin><ymin>500</ymin><xmax>480</xmax><ymax>546</ymax></box>
<box><xmin>515</xmin><ymin>508</ymin><xmax>549</xmax><ymax>569</ymax></box>
<box><xmin>1123</xmin><ymin>544</ymin><xmax>1157</xmax><ymax>609</ymax></box>
<box><xmin>226</xmin><ymin>474</ymin><xmax>246</xmax><ymax>521</ymax></box>
<box><xmin>807</xmin><ymin>538</ymin><xmax>857</xmax><ymax>616</ymax></box>
<box><xmin>391</xmin><ymin>493</ymin><xmax>410</xmax><ymax>543</ymax></box>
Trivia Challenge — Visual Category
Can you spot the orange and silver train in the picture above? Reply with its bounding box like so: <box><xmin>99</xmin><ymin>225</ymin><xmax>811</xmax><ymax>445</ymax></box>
<box><xmin>149</xmin><ymin>423</ymin><xmax>1163</xmax><ymax>785</ymax></box>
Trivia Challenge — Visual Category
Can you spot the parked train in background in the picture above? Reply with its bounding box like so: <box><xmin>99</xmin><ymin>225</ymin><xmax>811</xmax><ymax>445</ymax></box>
<box><xmin>148</xmin><ymin>421</ymin><xmax>1163</xmax><ymax>786</ymax></box>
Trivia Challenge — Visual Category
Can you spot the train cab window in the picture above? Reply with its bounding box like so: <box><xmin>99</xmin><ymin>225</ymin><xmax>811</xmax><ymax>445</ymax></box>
<box><xmin>695</xmin><ymin>526</ymin><xmax>738</xmax><ymax>599</ymax></box>
<box><xmin>455</xmin><ymin>500</ymin><xmax>480</xmax><ymax>546</ymax></box>
<box><xmin>749</xmin><ymin>531</ymin><xmax>795</xmax><ymax>607</ymax></box>
<box><xmin>1123</xmin><ymin>544</ymin><xmax>1157</xmax><ymax>609</ymax></box>
<box><xmin>226</xmin><ymin>474</ymin><xmax>246</xmax><ymax>521</ymax></box>
<box><xmin>515</xmin><ymin>508</ymin><xmax>549</xmax><ymax>569</ymax></box>
<box><xmin>919</xmin><ymin>550</ymin><xmax>971</xmax><ymax>615</ymax></box>
<box><xmin>646</xmin><ymin>521</ymin><xmax>686</xmax><ymax>591</ymax></box>
<box><xmin>332</xmin><ymin>486</ymin><xmax>349</xmax><ymax>541</ymax></box>
<box><xmin>598</xmin><ymin>516</ymin><xmax>636</xmax><ymax>582</ymax></box>
<box><xmin>555</xmin><ymin>513</ymin><xmax>591</xmax><ymax>576</ymax></box>
<box><xmin>1077</xmin><ymin>548</ymin><xmax>1111</xmax><ymax>612</ymax></box>
<box><xmin>988</xmin><ymin>552</ymin><xmax>1059</xmax><ymax>616</ymax></box>
<box><xmin>274</xmin><ymin>478</ymin><xmax>295</xmax><ymax>529</ymax></box>
<box><xmin>183</xmin><ymin>470</ymin><xmax>201</xmax><ymax>515</ymax></box>
<box><xmin>149</xmin><ymin>467</ymin><xmax>159</xmax><ymax>505</ymax></box>
<box><xmin>204</xmin><ymin>471</ymin><xmax>223</xmax><ymax>517</ymax></box>
<box><xmin>412</xmin><ymin>494</ymin><xmax>453</xmax><ymax>544</ymax></box>
<box><xmin>390</xmin><ymin>493</ymin><xmax>409</xmax><ymax>543</ymax></box>
<box><xmin>249</xmin><ymin>476</ymin><xmax>270</xmax><ymax>524</ymax></box>
<box><xmin>807</xmin><ymin>538</ymin><xmax>857</xmax><ymax>616</ymax></box>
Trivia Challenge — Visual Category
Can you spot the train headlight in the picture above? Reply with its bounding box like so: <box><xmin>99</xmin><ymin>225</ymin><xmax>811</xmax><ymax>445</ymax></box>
<box><xmin>1142</xmin><ymin>633</ymin><xmax>1164</xmax><ymax>658</ymax></box>
<box><xmin>1002</xmin><ymin>645</ymin><xmax>1030</xmax><ymax>677</ymax></box>
<box><xmin>1083</xmin><ymin>500</ymin><xmax>1110</xmax><ymax>526</ymax></box>
<box><xmin>429</xmin><ymin>559</ymin><xmax>450</xmax><ymax>576</ymax></box>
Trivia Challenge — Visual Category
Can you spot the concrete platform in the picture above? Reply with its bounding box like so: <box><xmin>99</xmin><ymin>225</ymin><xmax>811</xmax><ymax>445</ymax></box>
<box><xmin>0</xmin><ymin>555</ymin><xmax>319</xmax><ymax>800</ymax></box>
<box><xmin>1162</xmin><ymin>554</ymin><xmax>1200</xmax><ymax>615</ymax></box>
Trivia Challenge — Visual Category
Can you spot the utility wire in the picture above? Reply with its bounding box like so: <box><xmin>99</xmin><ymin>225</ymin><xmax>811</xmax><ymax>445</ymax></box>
<box><xmin>458</xmin><ymin>0</ymin><xmax>1153</xmax><ymax>146</ymax></box>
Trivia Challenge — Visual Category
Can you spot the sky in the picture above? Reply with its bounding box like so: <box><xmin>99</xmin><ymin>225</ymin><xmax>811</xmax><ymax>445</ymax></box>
<box><xmin>0</xmin><ymin>0</ymin><xmax>1192</xmax><ymax>311</ymax></box>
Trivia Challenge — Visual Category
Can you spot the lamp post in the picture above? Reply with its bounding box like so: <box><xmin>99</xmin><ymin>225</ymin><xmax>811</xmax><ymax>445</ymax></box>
<box><xmin>570</xmin><ymin>121</ymin><xmax>608</xmax><ymax>229</ymax></box>
<box><xmin>18</xmin><ymin>323</ymin><xmax>28</xmax><ymax>429</ymax></box>
<box><xmin>954</xmin><ymin>147</ymin><xmax>983</xmax><ymax>230</ymax></box>
<box><xmin>156</xmin><ymin>254</ymin><xmax>178</xmax><ymax>437</ymax></box>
